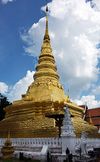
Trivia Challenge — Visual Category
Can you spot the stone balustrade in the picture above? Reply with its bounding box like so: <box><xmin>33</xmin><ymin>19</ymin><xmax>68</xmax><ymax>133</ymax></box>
<box><xmin>0</xmin><ymin>137</ymin><xmax>100</xmax><ymax>152</ymax></box>
<box><xmin>0</xmin><ymin>137</ymin><xmax>62</xmax><ymax>148</ymax></box>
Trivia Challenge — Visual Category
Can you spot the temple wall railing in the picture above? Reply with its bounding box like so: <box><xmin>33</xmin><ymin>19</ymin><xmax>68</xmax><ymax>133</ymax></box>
<box><xmin>0</xmin><ymin>137</ymin><xmax>62</xmax><ymax>148</ymax></box>
<box><xmin>0</xmin><ymin>137</ymin><xmax>100</xmax><ymax>150</ymax></box>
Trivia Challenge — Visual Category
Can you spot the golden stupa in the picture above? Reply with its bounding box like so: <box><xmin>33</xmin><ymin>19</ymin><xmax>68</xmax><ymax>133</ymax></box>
<box><xmin>0</xmin><ymin>6</ymin><xmax>99</xmax><ymax>138</ymax></box>
<box><xmin>1</xmin><ymin>132</ymin><xmax>14</xmax><ymax>159</ymax></box>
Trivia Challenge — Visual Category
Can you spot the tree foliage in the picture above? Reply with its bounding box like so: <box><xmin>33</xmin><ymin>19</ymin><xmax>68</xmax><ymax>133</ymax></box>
<box><xmin>0</xmin><ymin>93</ymin><xmax>11</xmax><ymax>121</ymax></box>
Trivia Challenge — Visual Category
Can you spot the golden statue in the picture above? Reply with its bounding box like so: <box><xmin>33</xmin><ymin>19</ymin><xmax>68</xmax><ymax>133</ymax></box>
<box><xmin>0</xmin><ymin>6</ymin><xmax>99</xmax><ymax>138</ymax></box>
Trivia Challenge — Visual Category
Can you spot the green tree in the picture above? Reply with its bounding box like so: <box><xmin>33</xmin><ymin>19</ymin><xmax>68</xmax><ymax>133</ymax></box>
<box><xmin>0</xmin><ymin>93</ymin><xmax>11</xmax><ymax>121</ymax></box>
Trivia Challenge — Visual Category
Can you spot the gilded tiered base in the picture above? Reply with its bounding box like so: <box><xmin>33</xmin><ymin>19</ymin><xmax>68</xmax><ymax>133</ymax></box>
<box><xmin>0</xmin><ymin>100</ymin><xmax>99</xmax><ymax>138</ymax></box>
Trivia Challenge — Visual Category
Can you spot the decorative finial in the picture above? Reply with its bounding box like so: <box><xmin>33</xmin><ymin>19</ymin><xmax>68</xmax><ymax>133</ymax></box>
<box><xmin>46</xmin><ymin>5</ymin><xmax>48</xmax><ymax>13</ymax></box>
<box><xmin>44</xmin><ymin>2</ymin><xmax>50</xmax><ymax>41</ymax></box>
<box><xmin>45</xmin><ymin>0</ymin><xmax>49</xmax><ymax>16</ymax></box>
<box><xmin>46</xmin><ymin>0</ymin><xmax>48</xmax><ymax>9</ymax></box>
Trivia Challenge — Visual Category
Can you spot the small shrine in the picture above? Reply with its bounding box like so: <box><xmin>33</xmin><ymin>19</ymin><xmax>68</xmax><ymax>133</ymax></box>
<box><xmin>1</xmin><ymin>132</ymin><xmax>14</xmax><ymax>159</ymax></box>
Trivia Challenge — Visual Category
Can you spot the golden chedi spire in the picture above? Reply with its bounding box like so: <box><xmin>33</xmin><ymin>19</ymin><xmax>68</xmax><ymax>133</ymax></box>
<box><xmin>34</xmin><ymin>5</ymin><xmax>59</xmax><ymax>82</ymax></box>
<box><xmin>23</xmin><ymin>5</ymin><xmax>65</xmax><ymax>103</ymax></box>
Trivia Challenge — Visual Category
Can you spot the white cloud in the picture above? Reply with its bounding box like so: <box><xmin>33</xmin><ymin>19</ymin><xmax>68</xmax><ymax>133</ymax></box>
<box><xmin>0</xmin><ymin>70</ymin><xmax>34</xmax><ymax>102</ymax></box>
<box><xmin>1</xmin><ymin>0</ymin><xmax>14</xmax><ymax>4</ymax></box>
<box><xmin>74</xmin><ymin>95</ymin><xmax>100</xmax><ymax>109</ymax></box>
<box><xmin>0</xmin><ymin>82</ymin><xmax>8</xmax><ymax>94</ymax></box>
<box><xmin>21</xmin><ymin>0</ymin><xmax>100</xmax><ymax>99</ymax></box>
<box><xmin>91</xmin><ymin>85</ymin><xmax>100</xmax><ymax>96</ymax></box>
<box><xmin>7</xmin><ymin>70</ymin><xmax>34</xmax><ymax>102</ymax></box>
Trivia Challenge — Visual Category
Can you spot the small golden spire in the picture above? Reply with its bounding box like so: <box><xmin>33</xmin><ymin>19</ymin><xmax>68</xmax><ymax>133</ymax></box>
<box><xmin>44</xmin><ymin>5</ymin><xmax>50</xmax><ymax>41</ymax></box>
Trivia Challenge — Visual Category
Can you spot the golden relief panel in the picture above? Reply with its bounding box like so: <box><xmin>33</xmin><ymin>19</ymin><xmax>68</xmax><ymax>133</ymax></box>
<box><xmin>19</xmin><ymin>116</ymin><xmax>54</xmax><ymax>130</ymax></box>
<box><xmin>19</xmin><ymin>119</ymin><xmax>34</xmax><ymax>129</ymax></box>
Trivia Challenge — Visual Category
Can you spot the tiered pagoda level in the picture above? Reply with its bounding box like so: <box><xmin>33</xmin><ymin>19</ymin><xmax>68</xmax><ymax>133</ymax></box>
<box><xmin>0</xmin><ymin>6</ymin><xmax>99</xmax><ymax>138</ymax></box>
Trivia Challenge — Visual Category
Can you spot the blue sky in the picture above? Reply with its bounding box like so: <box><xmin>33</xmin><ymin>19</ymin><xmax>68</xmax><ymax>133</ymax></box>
<box><xmin>0</xmin><ymin>0</ymin><xmax>51</xmax><ymax>84</ymax></box>
<box><xmin>0</xmin><ymin>0</ymin><xmax>100</xmax><ymax>109</ymax></box>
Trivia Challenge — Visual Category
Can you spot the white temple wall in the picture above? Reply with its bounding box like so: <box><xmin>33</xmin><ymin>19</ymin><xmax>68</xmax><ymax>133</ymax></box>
<box><xmin>0</xmin><ymin>137</ymin><xmax>100</xmax><ymax>161</ymax></box>
<box><xmin>0</xmin><ymin>137</ymin><xmax>99</xmax><ymax>162</ymax></box>
<box><xmin>0</xmin><ymin>137</ymin><xmax>100</xmax><ymax>151</ymax></box>
<box><xmin>61</xmin><ymin>136</ymin><xmax>76</xmax><ymax>154</ymax></box>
